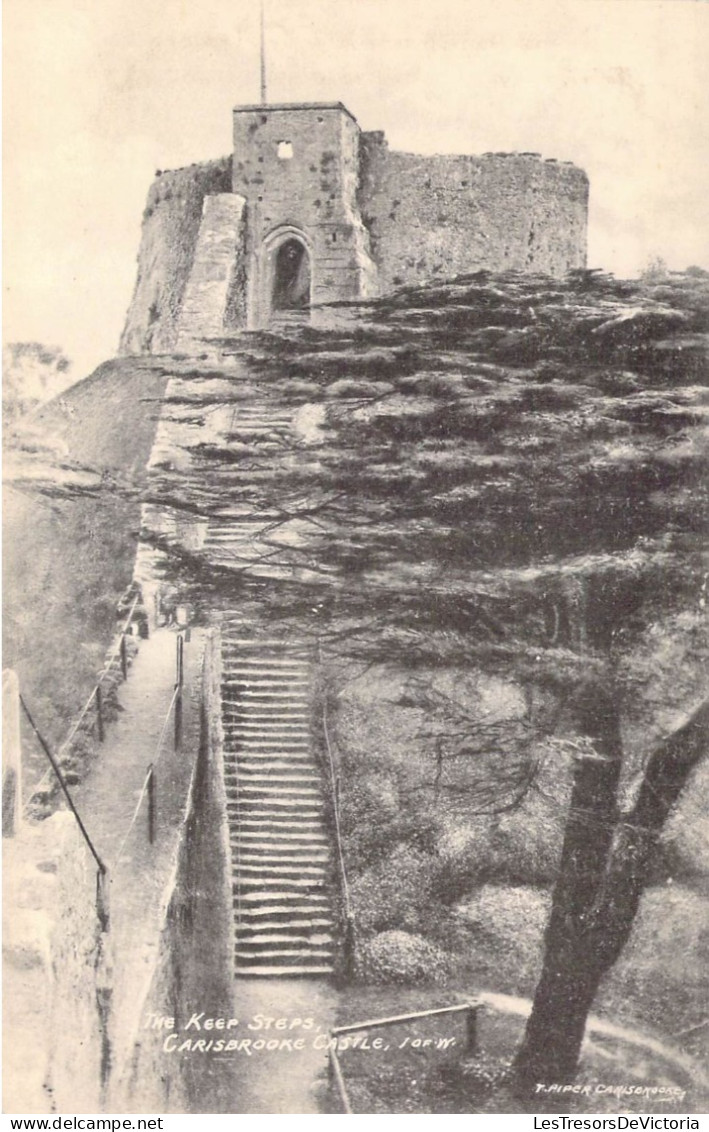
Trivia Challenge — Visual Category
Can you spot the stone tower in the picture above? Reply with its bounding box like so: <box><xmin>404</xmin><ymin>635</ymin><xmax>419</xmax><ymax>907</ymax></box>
<box><xmin>232</xmin><ymin>102</ymin><xmax>378</xmax><ymax>326</ymax></box>
<box><xmin>120</xmin><ymin>101</ymin><xmax>589</xmax><ymax>354</ymax></box>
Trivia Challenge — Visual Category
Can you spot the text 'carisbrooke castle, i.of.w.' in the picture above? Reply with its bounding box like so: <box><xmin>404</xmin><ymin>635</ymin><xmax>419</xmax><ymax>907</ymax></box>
<box><xmin>120</xmin><ymin>100</ymin><xmax>589</xmax><ymax>354</ymax></box>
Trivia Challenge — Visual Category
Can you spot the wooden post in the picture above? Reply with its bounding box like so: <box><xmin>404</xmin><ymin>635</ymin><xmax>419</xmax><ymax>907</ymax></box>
<box><xmin>465</xmin><ymin>1003</ymin><xmax>478</xmax><ymax>1054</ymax></box>
<box><xmin>120</xmin><ymin>634</ymin><xmax>128</xmax><ymax>680</ymax></box>
<box><xmin>174</xmin><ymin>690</ymin><xmax>183</xmax><ymax>752</ymax></box>
<box><xmin>96</xmin><ymin>867</ymin><xmax>111</xmax><ymax>931</ymax></box>
<box><xmin>147</xmin><ymin>764</ymin><xmax>155</xmax><ymax>844</ymax></box>
<box><xmin>343</xmin><ymin>912</ymin><xmax>356</xmax><ymax>982</ymax></box>
<box><xmin>175</xmin><ymin>636</ymin><xmax>184</xmax><ymax>751</ymax></box>
<box><xmin>95</xmin><ymin>685</ymin><xmax>105</xmax><ymax>742</ymax></box>
<box><xmin>2</xmin><ymin>670</ymin><xmax>22</xmax><ymax>837</ymax></box>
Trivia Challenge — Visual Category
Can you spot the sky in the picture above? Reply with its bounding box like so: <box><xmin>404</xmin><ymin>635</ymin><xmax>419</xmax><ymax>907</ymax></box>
<box><xmin>4</xmin><ymin>0</ymin><xmax>709</xmax><ymax>381</ymax></box>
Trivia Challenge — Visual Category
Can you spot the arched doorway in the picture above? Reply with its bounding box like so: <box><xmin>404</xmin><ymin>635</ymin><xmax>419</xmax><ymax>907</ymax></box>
<box><xmin>272</xmin><ymin>238</ymin><xmax>311</xmax><ymax>311</ymax></box>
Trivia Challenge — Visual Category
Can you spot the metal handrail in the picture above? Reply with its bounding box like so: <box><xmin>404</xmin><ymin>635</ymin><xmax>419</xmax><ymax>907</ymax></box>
<box><xmin>333</xmin><ymin>1001</ymin><xmax>480</xmax><ymax>1037</ymax></box>
<box><xmin>329</xmin><ymin>1000</ymin><xmax>481</xmax><ymax>1114</ymax></box>
<box><xmin>19</xmin><ymin>693</ymin><xmax>107</xmax><ymax>875</ymax></box>
<box><xmin>329</xmin><ymin>1048</ymin><xmax>353</xmax><ymax>1114</ymax></box>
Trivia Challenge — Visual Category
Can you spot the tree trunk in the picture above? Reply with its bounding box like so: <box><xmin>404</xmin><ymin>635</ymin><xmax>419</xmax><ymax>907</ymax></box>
<box><xmin>513</xmin><ymin>683</ymin><xmax>622</xmax><ymax>1091</ymax></box>
<box><xmin>513</xmin><ymin>696</ymin><xmax>709</xmax><ymax>1094</ymax></box>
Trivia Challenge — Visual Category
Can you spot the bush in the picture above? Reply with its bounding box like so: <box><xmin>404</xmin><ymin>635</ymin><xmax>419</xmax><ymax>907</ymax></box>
<box><xmin>357</xmin><ymin>930</ymin><xmax>450</xmax><ymax>984</ymax></box>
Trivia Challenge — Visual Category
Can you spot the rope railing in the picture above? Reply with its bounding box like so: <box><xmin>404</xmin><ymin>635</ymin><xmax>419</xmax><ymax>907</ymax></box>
<box><xmin>317</xmin><ymin>642</ymin><xmax>355</xmax><ymax>976</ymax></box>
<box><xmin>321</xmin><ymin>693</ymin><xmax>352</xmax><ymax>918</ymax></box>
<box><xmin>25</xmin><ymin>594</ymin><xmax>142</xmax><ymax>811</ymax></box>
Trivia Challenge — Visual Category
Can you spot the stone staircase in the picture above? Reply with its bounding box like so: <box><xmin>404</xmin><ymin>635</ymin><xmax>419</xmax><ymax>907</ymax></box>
<box><xmin>221</xmin><ymin>619</ymin><xmax>336</xmax><ymax>977</ymax></box>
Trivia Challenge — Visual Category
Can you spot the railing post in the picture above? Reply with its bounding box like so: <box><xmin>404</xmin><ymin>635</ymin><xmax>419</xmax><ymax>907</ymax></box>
<box><xmin>95</xmin><ymin>686</ymin><xmax>105</xmax><ymax>743</ymax></box>
<box><xmin>96</xmin><ymin>867</ymin><xmax>111</xmax><ymax>931</ymax></box>
<box><xmin>329</xmin><ymin>1046</ymin><xmax>353</xmax><ymax>1114</ymax></box>
<box><xmin>343</xmin><ymin>912</ymin><xmax>356</xmax><ymax>982</ymax></box>
<box><xmin>120</xmin><ymin>634</ymin><xmax>128</xmax><ymax>680</ymax></box>
<box><xmin>174</xmin><ymin>690</ymin><xmax>183</xmax><ymax>751</ymax></box>
<box><xmin>465</xmin><ymin>1002</ymin><xmax>479</xmax><ymax>1054</ymax></box>
<box><xmin>174</xmin><ymin>635</ymin><xmax>184</xmax><ymax>752</ymax></box>
<box><xmin>147</xmin><ymin>764</ymin><xmax>155</xmax><ymax>844</ymax></box>
<box><xmin>2</xmin><ymin>670</ymin><xmax>22</xmax><ymax>837</ymax></box>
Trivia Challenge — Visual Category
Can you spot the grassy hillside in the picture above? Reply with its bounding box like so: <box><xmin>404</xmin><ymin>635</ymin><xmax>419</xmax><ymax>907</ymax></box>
<box><xmin>3</xmin><ymin>358</ymin><xmax>168</xmax><ymax>786</ymax></box>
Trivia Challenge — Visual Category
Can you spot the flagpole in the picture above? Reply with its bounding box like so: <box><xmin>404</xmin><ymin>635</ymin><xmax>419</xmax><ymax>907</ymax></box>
<box><xmin>260</xmin><ymin>0</ymin><xmax>267</xmax><ymax>104</ymax></box>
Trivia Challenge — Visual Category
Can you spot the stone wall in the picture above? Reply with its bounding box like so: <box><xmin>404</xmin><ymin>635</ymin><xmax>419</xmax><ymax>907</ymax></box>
<box><xmin>359</xmin><ymin>133</ymin><xmax>588</xmax><ymax>289</ymax></box>
<box><xmin>120</xmin><ymin>158</ymin><xmax>232</xmax><ymax>355</ymax></box>
<box><xmin>3</xmin><ymin>813</ymin><xmax>108</xmax><ymax>1113</ymax></box>
<box><xmin>175</xmin><ymin>194</ymin><xmax>247</xmax><ymax>350</ymax></box>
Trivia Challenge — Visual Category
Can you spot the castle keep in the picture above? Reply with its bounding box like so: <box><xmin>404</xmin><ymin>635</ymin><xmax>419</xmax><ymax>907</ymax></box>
<box><xmin>120</xmin><ymin>101</ymin><xmax>588</xmax><ymax>353</ymax></box>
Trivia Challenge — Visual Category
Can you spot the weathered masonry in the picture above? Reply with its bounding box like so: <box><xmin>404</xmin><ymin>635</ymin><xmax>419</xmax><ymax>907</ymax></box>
<box><xmin>120</xmin><ymin>101</ymin><xmax>589</xmax><ymax>352</ymax></box>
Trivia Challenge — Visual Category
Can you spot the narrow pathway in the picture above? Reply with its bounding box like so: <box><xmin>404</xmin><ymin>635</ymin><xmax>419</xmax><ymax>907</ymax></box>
<box><xmin>70</xmin><ymin>626</ymin><xmax>205</xmax><ymax>1075</ymax></box>
<box><xmin>226</xmin><ymin>979</ymin><xmax>336</xmax><ymax>1114</ymax></box>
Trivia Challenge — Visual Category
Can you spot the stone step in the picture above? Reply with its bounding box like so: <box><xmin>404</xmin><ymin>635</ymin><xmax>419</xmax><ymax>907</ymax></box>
<box><xmin>236</xmin><ymin>947</ymin><xmax>334</xmax><ymax>961</ymax></box>
<box><xmin>223</xmin><ymin>697</ymin><xmax>308</xmax><ymax>706</ymax></box>
<box><xmin>226</xmin><ymin>795</ymin><xmax>324</xmax><ymax>806</ymax></box>
<box><xmin>235</xmin><ymin>853</ymin><xmax>330</xmax><ymax>868</ymax></box>
<box><xmin>221</xmin><ymin>638</ymin><xmax>309</xmax><ymax>648</ymax></box>
<box><xmin>224</xmin><ymin>750</ymin><xmax>315</xmax><ymax>761</ymax></box>
<box><xmin>237</xmin><ymin>822</ymin><xmax>328</xmax><ymax>836</ymax></box>
<box><xmin>223</xmin><ymin>722</ymin><xmax>309</xmax><ymax>731</ymax></box>
<box><xmin>223</xmin><ymin>720</ymin><xmax>311</xmax><ymax>730</ymax></box>
<box><xmin>236</xmin><ymin>889</ymin><xmax>331</xmax><ymax>903</ymax></box>
<box><xmin>235</xmin><ymin>904</ymin><xmax>332</xmax><ymax>920</ymax></box>
<box><xmin>233</xmin><ymin>845</ymin><xmax>330</xmax><ymax>861</ymax></box>
<box><xmin>235</xmin><ymin>835</ymin><xmax>329</xmax><ymax>848</ymax></box>
<box><xmin>223</xmin><ymin>689</ymin><xmax>310</xmax><ymax>699</ymax></box>
<box><xmin>237</xmin><ymin>860</ymin><xmax>328</xmax><ymax>875</ymax></box>
<box><xmin>224</xmin><ymin>737</ymin><xmax>311</xmax><ymax>747</ymax></box>
<box><xmin>227</xmin><ymin>776</ymin><xmax>322</xmax><ymax>789</ymax></box>
<box><xmin>228</xmin><ymin>777</ymin><xmax>322</xmax><ymax>790</ymax></box>
<box><xmin>236</xmin><ymin>917</ymin><xmax>333</xmax><ymax>933</ymax></box>
<box><xmin>226</xmin><ymin>750</ymin><xmax>314</xmax><ymax>760</ymax></box>
<box><xmin>234</xmin><ymin>842</ymin><xmax>328</xmax><ymax>851</ymax></box>
<box><xmin>225</xmin><ymin>767</ymin><xmax>318</xmax><ymax>779</ymax></box>
<box><xmin>224</xmin><ymin>733</ymin><xmax>310</xmax><ymax>743</ymax></box>
<box><xmin>220</xmin><ymin>670</ymin><xmax>308</xmax><ymax>679</ymax></box>
<box><xmin>234</xmin><ymin>932</ymin><xmax>333</xmax><ymax>947</ymax></box>
<box><xmin>222</xmin><ymin>671</ymin><xmax>310</xmax><ymax>681</ymax></box>
<box><xmin>223</xmin><ymin>736</ymin><xmax>311</xmax><ymax>746</ymax></box>
<box><xmin>221</xmin><ymin>710</ymin><xmax>309</xmax><ymax>719</ymax></box>
<box><xmin>233</xmin><ymin>966</ymin><xmax>333</xmax><ymax>978</ymax></box>
<box><xmin>235</xmin><ymin>918</ymin><xmax>333</xmax><ymax>933</ymax></box>
<box><xmin>229</xmin><ymin>789</ymin><xmax>323</xmax><ymax>804</ymax></box>
<box><xmin>225</xmin><ymin>755</ymin><xmax>313</xmax><ymax>766</ymax></box>
<box><xmin>230</xmin><ymin>807</ymin><xmax>325</xmax><ymax>821</ymax></box>
<box><xmin>221</xmin><ymin>638</ymin><xmax>308</xmax><ymax>650</ymax></box>
<box><xmin>235</xmin><ymin>876</ymin><xmax>328</xmax><ymax>890</ymax></box>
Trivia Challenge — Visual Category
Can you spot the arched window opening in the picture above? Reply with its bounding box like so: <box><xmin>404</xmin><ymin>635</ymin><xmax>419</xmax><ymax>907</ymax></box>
<box><xmin>272</xmin><ymin>238</ymin><xmax>311</xmax><ymax>310</ymax></box>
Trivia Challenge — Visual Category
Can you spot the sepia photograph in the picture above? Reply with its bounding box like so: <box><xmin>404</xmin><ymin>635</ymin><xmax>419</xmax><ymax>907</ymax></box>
<box><xmin>3</xmin><ymin>0</ymin><xmax>709</xmax><ymax>1117</ymax></box>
